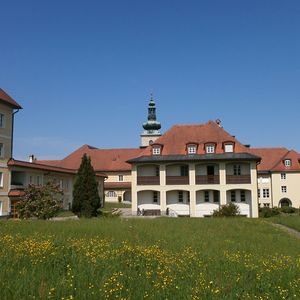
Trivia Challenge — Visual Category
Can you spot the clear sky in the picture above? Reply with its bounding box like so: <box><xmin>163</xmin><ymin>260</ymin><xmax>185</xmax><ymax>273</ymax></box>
<box><xmin>1</xmin><ymin>0</ymin><xmax>299</xmax><ymax>160</ymax></box>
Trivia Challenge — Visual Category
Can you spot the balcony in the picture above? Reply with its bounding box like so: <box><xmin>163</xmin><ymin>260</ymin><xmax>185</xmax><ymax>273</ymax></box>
<box><xmin>166</xmin><ymin>176</ymin><xmax>189</xmax><ymax>185</ymax></box>
<box><xmin>137</xmin><ymin>176</ymin><xmax>160</xmax><ymax>185</ymax></box>
<box><xmin>196</xmin><ymin>175</ymin><xmax>220</xmax><ymax>184</ymax></box>
<box><xmin>226</xmin><ymin>175</ymin><xmax>251</xmax><ymax>184</ymax></box>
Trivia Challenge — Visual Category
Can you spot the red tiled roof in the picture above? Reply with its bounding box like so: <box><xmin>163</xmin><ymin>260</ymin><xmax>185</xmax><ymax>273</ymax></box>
<box><xmin>140</xmin><ymin>121</ymin><xmax>249</xmax><ymax>156</ymax></box>
<box><xmin>39</xmin><ymin>145</ymin><xmax>144</xmax><ymax>171</ymax></box>
<box><xmin>248</xmin><ymin>148</ymin><xmax>300</xmax><ymax>172</ymax></box>
<box><xmin>271</xmin><ymin>150</ymin><xmax>300</xmax><ymax>172</ymax></box>
<box><xmin>8</xmin><ymin>158</ymin><xmax>107</xmax><ymax>177</ymax></box>
<box><xmin>0</xmin><ymin>88</ymin><xmax>22</xmax><ymax>109</ymax></box>
<box><xmin>104</xmin><ymin>182</ymin><xmax>131</xmax><ymax>189</ymax></box>
<box><xmin>8</xmin><ymin>190</ymin><xmax>25</xmax><ymax>197</ymax></box>
<box><xmin>248</xmin><ymin>148</ymin><xmax>289</xmax><ymax>171</ymax></box>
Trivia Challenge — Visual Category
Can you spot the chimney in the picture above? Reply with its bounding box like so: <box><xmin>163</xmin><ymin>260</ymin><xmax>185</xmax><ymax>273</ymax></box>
<box><xmin>29</xmin><ymin>154</ymin><xmax>35</xmax><ymax>163</ymax></box>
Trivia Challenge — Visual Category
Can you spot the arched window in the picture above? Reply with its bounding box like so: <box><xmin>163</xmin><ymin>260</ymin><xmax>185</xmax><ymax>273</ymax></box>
<box><xmin>107</xmin><ymin>191</ymin><xmax>117</xmax><ymax>197</ymax></box>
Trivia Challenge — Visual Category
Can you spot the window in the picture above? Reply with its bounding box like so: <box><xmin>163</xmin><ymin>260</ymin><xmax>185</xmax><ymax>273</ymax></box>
<box><xmin>0</xmin><ymin>143</ymin><xmax>4</xmax><ymax>158</ymax></box>
<box><xmin>231</xmin><ymin>191</ymin><xmax>236</xmax><ymax>202</ymax></box>
<box><xmin>59</xmin><ymin>179</ymin><xmax>63</xmax><ymax>189</ymax></box>
<box><xmin>258</xmin><ymin>189</ymin><xmax>260</xmax><ymax>198</ymax></box>
<box><xmin>240</xmin><ymin>191</ymin><xmax>246</xmax><ymax>202</ymax></box>
<box><xmin>0</xmin><ymin>172</ymin><xmax>3</xmax><ymax>187</ymax></box>
<box><xmin>36</xmin><ymin>176</ymin><xmax>41</xmax><ymax>186</ymax></box>
<box><xmin>187</xmin><ymin>145</ymin><xmax>197</xmax><ymax>154</ymax></box>
<box><xmin>224</xmin><ymin>144</ymin><xmax>233</xmax><ymax>153</ymax></box>
<box><xmin>206</xmin><ymin>145</ymin><xmax>215</xmax><ymax>154</ymax></box>
<box><xmin>263</xmin><ymin>189</ymin><xmax>270</xmax><ymax>198</ymax></box>
<box><xmin>261</xmin><ymin>177</ymin><xmax>269</xmax><ymax>183</ymax></box>
<box><xmin>204</xmin><ymin>191</ymin><xmax>209</xmax><ymax>202</ymax></box>
<box><xmin>178</xmin><ymin>191</ymin><xmax>183</xmax><ymax>202</ymax></box>
<box><xmin>281</xmin><ymin>186</ymin><xmax>287</xmax><ymax>193</ymax></box>
<box><xmin>180</xmin><ymin>165</ymin><xmax>188</xmax><ymax>176</ymax></box>
<box><xmin>187</xmin><ymin>192</ymin><xmax>190</xmax><ymax>202</ymax></box>
<box><xmin>281</xmin><ymin>173</ymin><xmax>286</xmax><ymax>180</ymax></box>
<box><xmin>118</xmin><ymin>175</ymin><xmax>124</xmax><ymax>182</ymax></box>
<box><xmin>0</xmin><ymin>113</ymin><xmax>5</xmax><ymax>128</ymax></box>
<box><xmin>263</xmin><ymin>203</ymin><xmax>270</xmax><ymax>208</ymax></box>
<box><xmin>107</xmin><ymin>191</ymin><xmax>117</xmax><ymax>197</ymax></box>
<box><xmin>152</xmin><ymin>147</ymin><xmax>161</xmax><ymax>155</ymax></box>
<box><xmin>284</xmin><ymin>159</ymin><xmax>291</xmax><ymax>167</ymax></box>
<box><xmin>29</xmin><ymin>176</ymin><xmax>33</xmax><ymax>184</ymax></box>
<box><xmin>213</xmin><ymin>191</ymin><xmax>219</xmax><ymax>203</ymax></box>
<box><xmin>153</xmin><ymin>191</ymin><xmax>158</xmax><ymax>203</ymax></box>
<box><xmin>233</xmin><ymin>165</ymin><xmax>241</xmax><ymax>175</ymax></box>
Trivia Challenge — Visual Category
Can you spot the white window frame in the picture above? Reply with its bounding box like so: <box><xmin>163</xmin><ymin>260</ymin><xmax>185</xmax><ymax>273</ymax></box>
<box><xmin>224</xmin><ymin>144</ymin><xmax>233</xmax><ymax>153</ymax></box>
<box><xmin>284</xmin><ymin>159</ymin><xmax>291</xmax><ymax>167</ymax></box>
<box><xmin>187</xmin><ymin>145</ymin><xmax>197</xmax><ymax>154</ymax></box>
<box><xmin>0</xmin><ymin>113</ymin><xmax>5</xmax><ymax>128</ymax></box>
<box><xmin>118</xmin><ymin>175</ymin><xmax>124</xmax><ymax>182</ymax></box>
<box><xmin>263</xmin><ymin>189</ymin><xmax>270</xmax><ymax>198</ymax></box>
<box><xmin>0</xmin><ymin>172</ymin><xmax>3</xmax><ymax>187</ymax></box>
<box><xmin>281</xmin><ymin>173</ymin><xmax>286</xmax><ymax>180</ymax></box>
<box><xmin>281</xmin><ymin>186</ymin><xmax>287</xmax><ymax>193</ymax></box>
<box><xmin>107</xmin><ymin>191</ymin><xmax>117</xmax><ymax>197</ymax></box>
<box><xmin>206</xmin><ymin>145</ymin><xmax>215</xmax><ymax>154</ymax></box>
<box><xmin>152</xmin><ymin>147</ymin><xmax>161</xmax><ymax>155</ymax></box>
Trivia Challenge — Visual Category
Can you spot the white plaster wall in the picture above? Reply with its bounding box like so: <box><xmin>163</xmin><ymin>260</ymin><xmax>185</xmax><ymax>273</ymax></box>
<box><xmin>195</xmin><ymin>203</ymin><xmax>219</xmax><ymax>217</ymax></box>
<box><xmin>226</xmin><ymin>190</ymin><xmax>251</xmax><ymax>217</ymax></box>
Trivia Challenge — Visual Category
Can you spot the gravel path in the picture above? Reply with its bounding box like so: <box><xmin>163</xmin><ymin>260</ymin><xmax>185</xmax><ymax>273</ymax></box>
<box><xmin>272</xmin><ymin>223</ymin><xmax>300</xmax><ymax>239</ymax></box>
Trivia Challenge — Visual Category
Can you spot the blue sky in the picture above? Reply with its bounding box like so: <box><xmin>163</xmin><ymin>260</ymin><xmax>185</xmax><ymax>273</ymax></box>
<box><xmin>1</xmin><ymin>0</ymin><xmax>299</xmax><ymax>160</ymax></box>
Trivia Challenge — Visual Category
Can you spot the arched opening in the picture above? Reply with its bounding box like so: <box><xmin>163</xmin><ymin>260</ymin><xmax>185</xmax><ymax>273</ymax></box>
<box><xmin>166</xmin><ymin>190</ymin><xmax>190</xmax><ymax>216</ymax></box>
<box><xmin>195</xmin><ymin>189</ymin><xmax>220</xmax><ymax>217</ymax></box>
<box><xmin>166</xmin><ymin>164</ymin><xmax>189</xmax><ymax>185</ymax></box>
<box><xmin>123</xmin><ymin>191</ymin><xmax>131</xmax><ymax>202</ymax></box>
<box><xmin>137</xmin><ymin>164</ymin><xmax>160</xmax><ymax>185</ymax></box>
<box><xmin>279</xmin><ymin>198</ymin><xmax>292</xmax><ymax>207</ymax></box>
<box><xmin>226</xmin><ymin>189</ymin><xmax>252</xmax><ymax>217</ymax></box>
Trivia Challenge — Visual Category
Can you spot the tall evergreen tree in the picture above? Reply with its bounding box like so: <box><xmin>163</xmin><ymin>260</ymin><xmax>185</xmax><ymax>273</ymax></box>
<box><xmin>72</xmin><ymin>154</ymin><xmax>100</xmax><ymax>217</ymax></box>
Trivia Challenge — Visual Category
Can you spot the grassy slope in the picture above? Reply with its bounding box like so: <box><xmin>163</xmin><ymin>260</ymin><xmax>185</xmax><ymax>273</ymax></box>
<box><xmin>0</xmin><ymin>218</ymin><xmax>299</xmax><ymax>299</ymax></box>
<box><xmin>270</xmin><ymin>214</ymin><xmax>300</xmax><ymax>231</ymax></box>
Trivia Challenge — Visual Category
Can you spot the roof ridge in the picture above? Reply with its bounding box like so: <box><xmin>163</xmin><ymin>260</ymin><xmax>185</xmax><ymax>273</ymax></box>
<box><xmin>270</xmin><ymin>150</ymin><xmax>290</xmax><ymax>171</ymax></box>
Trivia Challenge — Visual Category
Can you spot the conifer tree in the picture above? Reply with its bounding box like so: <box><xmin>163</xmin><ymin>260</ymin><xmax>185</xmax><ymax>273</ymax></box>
<box><xmin>72</xmin><ymin>154</ymin><xmax>100</xmax><ymax>217</ymax></box>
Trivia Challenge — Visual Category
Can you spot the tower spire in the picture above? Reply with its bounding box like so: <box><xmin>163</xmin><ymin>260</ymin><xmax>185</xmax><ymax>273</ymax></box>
<box><xmin>140</xmin><ymin>94</ymin><xmax>162</xmax><ymax>147</ymax></box>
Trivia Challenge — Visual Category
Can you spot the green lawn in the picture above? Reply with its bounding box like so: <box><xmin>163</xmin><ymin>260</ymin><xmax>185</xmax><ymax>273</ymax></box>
<box><xmin>270</xmin><ymin>214</ymin><xmax>300</xmax><ymax>231</ymax></box>
<box><xmin>0</xmin><ymin>218</ymin><xmax>299</xmax><ymax>299</ymax></box>
<box><xmin>104</xmin><ymin>201</ymin><xmax>131</xmax><ymax>209</ymax></box>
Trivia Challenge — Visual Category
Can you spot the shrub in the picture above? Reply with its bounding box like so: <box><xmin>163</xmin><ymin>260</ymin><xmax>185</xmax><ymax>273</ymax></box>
<box><xmin>280</xmin><ymin>206</ymin><xmax>296</xmax><ymax>214</ymax></box>
<box><xmin>213</xmin><ymin>203</ymin><xmax>240</xmax><ymax>217</ymax></box>
<box><xmin>16</xmin><ymin>182</ymin><xmax>63</xmax><ymax>219</ymax></box>
<box><xmin>259</xmin><ymin>207</ymin><xmax>280</xmax><ymax>218</ymax></box>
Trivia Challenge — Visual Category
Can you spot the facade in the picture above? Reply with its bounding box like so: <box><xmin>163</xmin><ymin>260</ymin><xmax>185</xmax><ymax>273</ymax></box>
<box><xmin>249</xmin><ymin>148</ymin><xmax>300</xmax><ymax>209</ymax></box>
<box><xmin>39</xmin><ymin>145</ymin><xmax>143</xmax><ymax>203</ymax></box>
<box><xmin>0</xmin><ymin>89</ymin><xmax>22</xmax><ymax>216</ymax></box>
<box><xmin>129</xmin><ymin>121</ymin><xmax>261</xmax><ymax>217</ymax></box>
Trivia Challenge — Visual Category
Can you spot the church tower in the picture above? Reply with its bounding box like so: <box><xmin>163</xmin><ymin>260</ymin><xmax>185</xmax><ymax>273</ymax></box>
<box><xmin>140</xmin><ymin>95</ymin><xmax>162</xmax><ymax>148</ymax></box>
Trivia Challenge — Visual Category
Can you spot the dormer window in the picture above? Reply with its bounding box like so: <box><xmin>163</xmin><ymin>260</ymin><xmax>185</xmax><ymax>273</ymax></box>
<box><xmin>187</xmin><ymin>144</ymin><xmax>197</xmax><ymax>154</ymax></box>
<box><xmin>206</xmin><ymin>144</ymin><xmax>215</xmax><ymax>154</ymax></box>
<box><xmin>284</xmin><ymin>159</ymin><xmax>291</xmax><ymax>167</ymax></box>
<box><xmin>224</xmin><ymin>143</ymin><xmax>234</xmax><ymax>153</ymax></box>
<box><xmin>152</xmin><ymin>147</ymin><xmax>161</xmax><ymax>155</ymax></box>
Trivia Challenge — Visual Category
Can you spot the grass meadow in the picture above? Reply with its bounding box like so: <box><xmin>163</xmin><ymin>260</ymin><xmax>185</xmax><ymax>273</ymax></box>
<box><xmin>0</xmin><ymin>218</ymin><xmax>299</xmax><ymax>299</ymax></box>
<box><xmin>270</xmin><ymin>214</ymin><xmax>300</xmax><ymax>232</ymax></box>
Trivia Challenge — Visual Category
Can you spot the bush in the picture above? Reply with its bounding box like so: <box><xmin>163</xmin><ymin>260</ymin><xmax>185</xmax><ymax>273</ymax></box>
<box><xmin>259</xmin><ymin>207</ymin><xmax>280</xmax><ymax>218</ymax></box>
<box><xmin>280</xmin><ymin>206</ymin><xmax>296</xmax><ymax>214</ymax></box>
<box><xmin>213</xmin><ymin>203</ymin><xmax>240</xmax><ymax>217</ymax></box>
<box><xmin>16</xmin><ymin>182</ymin><xmax>63</xmax><ymax>219</ymax></box>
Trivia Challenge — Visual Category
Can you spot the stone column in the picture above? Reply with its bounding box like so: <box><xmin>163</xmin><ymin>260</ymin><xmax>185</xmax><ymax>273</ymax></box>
<box><xmin>131</xmin><ymin>165</ymin><xmax>138</xmax><ymax>215</ymax></box>
<box><xmin>250</xmin><ymin>162</ymin><xmax>259</xmax><ymax>218</ymax></box>
<box><xmin>189</xmin><ymin>190</ymin><xmax>196</xmax><ymax>217</ymax></box>
<box><xmin>160</xmin><ymin>190</ymin><xmax>167</xmax><ymax>215</ymax></box>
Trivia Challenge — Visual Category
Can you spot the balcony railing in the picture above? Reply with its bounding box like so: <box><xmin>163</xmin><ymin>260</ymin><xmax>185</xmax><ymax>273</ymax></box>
<box><xmin>166</xmin><ymin>176</ymin><xmax>189</xmax><ymax>185</ymax></box>
<box><xmin>226</xmin><ymin>175</ymin><xmax>251</xmax><ymax>184</ymax></box>
<box><xmin>196</xmin><ymin>175</ymin><xmax>220</xmax><ymax>184</ymax></box>
<box><xmin>137</xmin><ymin>176</ymin><xmax>160</xmax><ymax>185</ymax></box>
